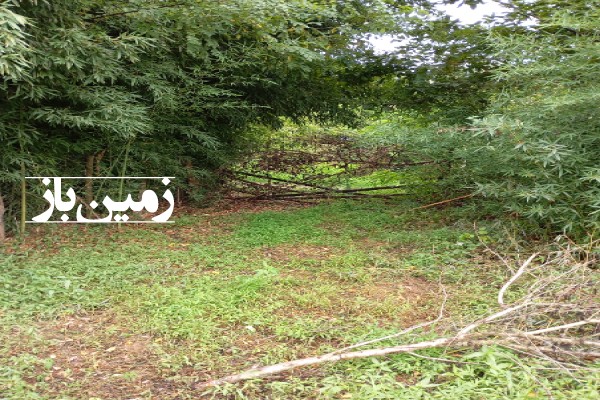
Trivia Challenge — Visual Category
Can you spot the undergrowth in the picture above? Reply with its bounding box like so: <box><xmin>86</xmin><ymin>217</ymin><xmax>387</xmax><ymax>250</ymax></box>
<box><xmin>0</xmin><ymin>199</ymin><xmax>597</xmax><ymax>399</ymax></box>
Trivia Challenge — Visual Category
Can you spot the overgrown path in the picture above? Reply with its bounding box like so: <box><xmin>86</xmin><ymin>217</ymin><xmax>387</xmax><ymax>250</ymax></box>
<box><xmin>1</xmin><ymin>200</ymin><xmax>597</xmax><ymax>399</ymax></box>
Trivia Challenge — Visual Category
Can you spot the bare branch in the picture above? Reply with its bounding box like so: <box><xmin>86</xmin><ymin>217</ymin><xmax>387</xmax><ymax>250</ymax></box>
<box><xmin>326</xmin><ymin>284</ymin><xmax>448</xmax><ymax>356</ymax></box>
<box><xmin>498</xmin><ymin>253</ymin><xmax>539</xmax><ymax>307</ymax></box>
<box><xmin>196</xmin><ymin>249</ymin><xmax>600</xmax><ymax>389</ymax></box>
<box><xmin>196</xmin><ymin>336</ymin><xmax>463</xmax><ymax>388</ymax></box>
<box><xmin>524</xmin><ymin>319</ymin><xmax>600</xmax><ymax>336</ymax></box>
<box><xmin>411</xmin><ymin>194</ymin><xmax>475</xmax><ymax>211</ymax></box>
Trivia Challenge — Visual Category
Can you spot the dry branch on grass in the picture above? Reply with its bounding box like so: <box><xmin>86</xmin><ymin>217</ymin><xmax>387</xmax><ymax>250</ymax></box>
<box><xmin>226</xmin><ymin>171</ymin><xmax>418</xmax><ymax>201</ymax></box>
<box><xmin>196</xmin><ymin>239</ymin><xmax>599</xmax><ymax>388</ymax></box>
<box><xmin>410</xmin><ymin>194</ymin><xmax>476</xmax><ymax>211</ymax></box>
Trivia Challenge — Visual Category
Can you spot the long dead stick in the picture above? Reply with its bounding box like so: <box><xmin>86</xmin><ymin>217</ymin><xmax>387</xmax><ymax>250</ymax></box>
<box><xmin>263</xmin><ymin>185</ymin><xmax>414</xmax><ymax>198</ymax></box>
<box><xmin>195</xmin><ymin>251</ymin><xmax>600</xmax><ymax>389</ymax></box>
<box><xmin>498</xmin><ymin>253</ymin><xmax>539</xmax><ymax>307</ymax></box>
<box><xmin>195</xmin><ymin>322</ymin><xmax>600</xmax><ymax>389</ymax></box>
<box><xmin>234</xmin><ymin>171</ymin><xmax>334</xmax><ymax>191</ymax></box>
<box><xmin>195</xmin><ymin>336</ymin><xmax>466</xmax><ymax>388</ymax></box>
<box><xmin>266</xmin><ymin>193</ymin><xmax>412</xmax><ymax>200</ymax></box>
<box><xmin>412</xmin><ymin>194</ymin><xmax>475</xmax><ymax>211</ymax></box>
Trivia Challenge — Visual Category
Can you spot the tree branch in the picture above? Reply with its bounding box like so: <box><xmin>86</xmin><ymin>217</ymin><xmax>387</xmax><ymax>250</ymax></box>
<box><xmin>195</xmin><ymin>249</ymin><xmax>600</xmax><ymax>389</ymax></box>
<box><xmin>498</xmin><ymin>253</ymin><xmax>539</xmax><ymax>307</ymax></box>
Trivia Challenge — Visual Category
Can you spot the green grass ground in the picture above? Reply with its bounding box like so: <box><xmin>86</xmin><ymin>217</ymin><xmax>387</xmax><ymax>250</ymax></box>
<box><xmin>1</xmin><ymin>199</ymin><xmax>598</xmax><ymax>399</ymax></box>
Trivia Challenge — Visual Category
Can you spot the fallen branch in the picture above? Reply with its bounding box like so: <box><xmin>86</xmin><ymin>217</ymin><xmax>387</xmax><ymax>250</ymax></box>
<box><xmin>196</xmin><ymin>336</ymin><xmax>466</xmax><ymax>388</ymax></box>
<box><xmin>233</xmin><ymin>171</ymin><xmax>333</xmax><ymax>191</ymax></box>
<box><xmin>412</xmin><ymin>194</ymin><xmax>475</xmax><ymax>211</ymax></box>
<box><xmin>270</xmin><ymin>193</ymin><xmax>412</xmax><ymax>200</ymax></box>
<box><xmin>524</xmin><ymin>319</ymin><xmax>600</xmax><ymax>336</ymax></box>
<box><xmin>498</xmin><ymin>253</ymin><xmax>539</xmax><ymax>307</ymax></box>
<box><xmin>196</xmin><ymin>335</ymin><xmax>600</xmax><ymax>388</ymax></box>
<box><xmin>229</xmin><ymin>193</ymin><xmax>413</xmax><ymax>201</ymax></box>
<box><xmin>196</xmin><ymin>242</ymin><xmax>600</xmax><ymax>389</ymax></box>
<box><xmin>263</xmin><ymin>184</ymin><xmax>414</xmax><ymax>198</ymax></box>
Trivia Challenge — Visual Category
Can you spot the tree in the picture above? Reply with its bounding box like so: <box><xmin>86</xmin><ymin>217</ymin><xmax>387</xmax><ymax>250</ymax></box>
<box><xmin>357</xmin><ymin>1</ymin><xmax>600</xmax><ymax>236</ymax></box>
<box><xmin>0</xmin><ymin>0</ymin><xmax>404</xmax><ymax>236</ymax></box>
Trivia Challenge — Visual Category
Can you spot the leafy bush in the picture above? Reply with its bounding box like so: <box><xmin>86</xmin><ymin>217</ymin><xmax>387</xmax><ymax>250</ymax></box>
<box><xmin>365</xmin><ymin>4</ymin><xmax>600</xmax><ymax>237</ymax></box>
<box><xmin>469</xmin><ymin>6</ymin><xmax>600</xmax><ymax>235</ymax></box>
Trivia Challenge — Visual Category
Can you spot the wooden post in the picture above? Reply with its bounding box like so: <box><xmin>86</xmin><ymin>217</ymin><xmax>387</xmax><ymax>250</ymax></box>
<box><xmin>0</xmin><ymin>193</ymin><xmax>5</xmax><ymax>242</ymax></box>
<box><xmin>85</xmin><ymin>154</ymin><xmax>95</xmax><ymax>217</ymax></box>
<box><xmin>117</xmin><ymin>140</ymin><xmax>131</xmax><ymax>230</ymax></box>
<box><xmin>20</xmin><ymin>162</ymin><xmax>26</xmax><ymax>236</ymax></box>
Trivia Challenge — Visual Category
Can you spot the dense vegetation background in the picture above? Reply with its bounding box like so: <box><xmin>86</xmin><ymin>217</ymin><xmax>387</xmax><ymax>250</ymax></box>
<box><xmin>0</xmin><ymin>0</ymin><xmax>598</xmax><ymax>237</ymax></box>
<box><xmin>2</xmin><ymin>0</ymin><xmax>598</xmax><ymax>238</ymax></box>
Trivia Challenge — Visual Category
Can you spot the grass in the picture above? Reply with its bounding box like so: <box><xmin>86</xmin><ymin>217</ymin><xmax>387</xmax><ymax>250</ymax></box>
<box><xmin>0</xmin><ymin>199</ymin><xmax>598</xmax><ymax>399</ymax></box>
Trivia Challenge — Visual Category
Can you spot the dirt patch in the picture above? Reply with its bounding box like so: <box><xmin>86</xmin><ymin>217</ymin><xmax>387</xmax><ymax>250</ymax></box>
<box><xmin>162</xmin><ymin>224</ymin><xmax>221</xmax><ymax>248</ymax></box>
<box><xmin>30</xmin><ymin>311</ymin><xmax>200</xmax><ymax>399</ymax></box>
<box><xmin>352</xmin><ymin>237</ymin><xmax>417</xmax><ymax>258</ymax></box>
<box><xmin>285</xmin><ymin>269</ymin><xmax>439</xmax><ymax>304</ymax></box>
<box><xmin>338</xmin><ymin>276</ymin><xmax>441</xmax><ymax>323</ymax></box>
<box><xmin>175</xmin><ymin>199</ymin><xmax>310</xmax><ymax>218</ymax></box>
<box><xmin>355</xmin><ymin>276</ymin><xmax>439</xmax><ymax>303</ymax></box>
<box><xmin>278</xmin><ymin>269</ymin><xmax>442</xmax><ymax>326</ymax></box>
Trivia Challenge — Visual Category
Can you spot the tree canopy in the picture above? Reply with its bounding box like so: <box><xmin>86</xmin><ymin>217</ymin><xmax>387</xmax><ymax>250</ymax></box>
<box><xmin>1</xmin><ymin>0</ymin><xmax>598</xmax><ymax>236</ymax></box>
<box><xmin>0</xmin><ymin>0</ymin><xmax>401</xmax><ymax>229</ymax></box>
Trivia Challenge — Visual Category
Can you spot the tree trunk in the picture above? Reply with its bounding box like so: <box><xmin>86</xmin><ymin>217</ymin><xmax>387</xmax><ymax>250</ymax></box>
<box><xmin>138</xmin><ymin>179</ymin><xmax>147</xmax><ymax>198</ymax></box>
<box><xmin>85</xmin><ymin>154</ymin><xmax>95</xmax><ymax>217</ymax></box>
<box><xmin>185</xmin><ymin>160</ymin><xmax>200</xmax><ymax>188</ymax></box>
<box><xmin>95</xmin><ymin>149</ymin><xmax>106</xmax><ymax>175</ymax></box>
<box><xmin>0</xmin><ymin>193</ymin><xmax>5</xmax><ymax>242</ymax></box>
<box><xmin>20</xmin><ymin>162</ymin><xmax>26</xmax><ymax>235</ymax></box>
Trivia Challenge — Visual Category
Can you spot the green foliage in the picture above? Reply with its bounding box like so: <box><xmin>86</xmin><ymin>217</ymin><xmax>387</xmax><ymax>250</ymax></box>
<box><xmin>232</xmin><ymin>208</ymin><xmax>328</xmax><ymax>247</ymax></box>
<box><xmin>363</xmin><ymin>2</ymin><xmax>600</xmax><ymax>237</ymax></box>
<box><xmin>383</xmin><ymin>22</ymin><xmax>494</xmax><ymax>123</ymax></box>
<box><xmin>0</xmin><ymin>0</ymin><xmax>402</xmax><ymax>232</ymax></box>
<box><xmin>0</xmin><ymin>1</ymin><xmax>29</xmax><ymax>80</ymax></box>
<box><xmin>129</xmin><ymin>268</ymin><xmax>281</xmax><ymax>344</ymax></box>
<box><xmin>316</xmin><ymin>346</ymin><xmax>600</xmax><ymax>400</ymax></box>
<box><xmin>461</xmin><ymin>4</ymin><xmax>600</xmax><ymax>235</ymax></box>
<box><xmin>0</xmin><ymin>239</ymin><xmax>157</xmax><ymax>317</ymax></box>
